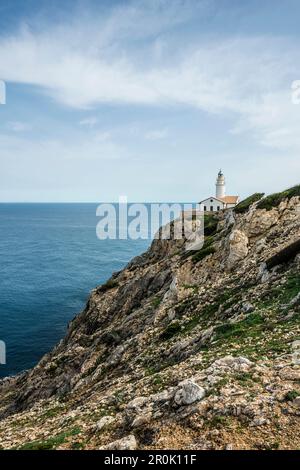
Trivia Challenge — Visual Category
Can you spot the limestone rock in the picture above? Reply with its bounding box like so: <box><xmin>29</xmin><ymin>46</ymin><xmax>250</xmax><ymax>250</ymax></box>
<box><xmin>96</xmin><ymin>415</ymin><xmax>115</xmax><ymax>431</ymax></box>
<box><xmin>174</xmin><ymin>379</ymin><xmax>205</xmax><ymax>406</ymax></box>
<box><xmin>227</xmin><ymin>230</ymin><xmax>249</xmax><ymax>270</ymax></box>
<box><xmin>101</xmin><ymin>434</ymin><xmax>137</xmax><ymax>450</ymax></box>
<box><xmin>246</xmin><ymin>208</ymin><xmax>278</xmax><ymax>237</ymax></box>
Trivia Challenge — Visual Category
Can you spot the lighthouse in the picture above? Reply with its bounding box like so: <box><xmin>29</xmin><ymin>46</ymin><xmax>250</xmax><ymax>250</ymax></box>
<box><xmin>199</xmin><ymin>170</ymin><xmax>239</xmax><ymax>212</ymax></box>
<box><xmin>216</xmin><ymin>170</ymin><xmax>226</xmax><ymax>199</ymax></box>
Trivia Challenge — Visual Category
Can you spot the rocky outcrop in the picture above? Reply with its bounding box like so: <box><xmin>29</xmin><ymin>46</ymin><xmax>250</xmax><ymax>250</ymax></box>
<box><xmin>0</xmin><ymin>188</ymin><xmax>299</xmax><ymax>450</ymax></box>
<box><xmin>227</xmin><ymin>229</ymin><xmax>249</xmax><ymax>270</ymax></box>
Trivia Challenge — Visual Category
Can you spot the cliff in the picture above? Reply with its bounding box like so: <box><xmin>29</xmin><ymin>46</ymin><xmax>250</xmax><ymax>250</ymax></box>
<box><xmin>0</xmin><ymin>186</ymin><xmax>300</xmax><ymax>450</ymax></box>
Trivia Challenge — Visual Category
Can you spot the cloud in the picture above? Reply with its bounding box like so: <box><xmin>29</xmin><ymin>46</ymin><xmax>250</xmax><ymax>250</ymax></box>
<box><xmin>79</xmin><ymin>116</ymin><xmax>98</xmax><ymax>127</ymax></box>
<box><xmin>0</xmin><ymin>0</ymin><xmax>299</xmax><ymax>153</ymax></box>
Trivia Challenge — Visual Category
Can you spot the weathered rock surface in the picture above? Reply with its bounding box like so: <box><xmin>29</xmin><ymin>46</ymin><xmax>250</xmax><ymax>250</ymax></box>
<box><xmin>174</xmin><ymin>380</ymin><xmax>205</xmax><ymax>406</ymax></box>
<box><xmin>0</xmin><ymin>188</ymin><xmax>299</xmax><ymax>450</ymax></box>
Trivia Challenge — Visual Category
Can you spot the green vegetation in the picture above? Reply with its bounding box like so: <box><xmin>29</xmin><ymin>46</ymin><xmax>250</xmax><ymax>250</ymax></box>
<box><xmin>234</xmin><ymin>193</ymin><xmax>265</xmax><ymax>214</ymax></box>
<box><xmin>284</xmin><ymin>390</ymin><xmax>299</xmax><ymax>402</ymax></box>
<box><xmin>192</xmin><ymin>237</ymin><xmax>216</xmax><ymax>264</ymax></box>
<box><xmin>215</xmin><ymin>313</ymin><xmax>264</xmax><ymax>341</ymax></box>
<box><xmin>257</xmin><ymin>185</ymin><xmax>300</xmax><ymax>211</ymax></box>
<box><xmin>152</xmin><ymin>296</ymin><xmax>162</xmax><ymax>308</ymax></box>
<box><xmin>280</xmin><ymin>274</ymin><xmax>300</xmax><ymax>303</ymax></box>
<box><xmin>17</xmin><ymin>427</ymin><xmax>81</xmax><ymax>450</ymax></box>
<box><xmin>163</xmin><ymin>286</ymin><xmax>242</xmax><ymax>341</ymax></box>
<box><xmin>204</xmin><ymin>214</ymin><xmax>219</xmax><ymax>236</ymax></box>
<box><xmin>98</xmin><ymin>278</ymin><xmax>119</xmax><ymax>293</ymax></box>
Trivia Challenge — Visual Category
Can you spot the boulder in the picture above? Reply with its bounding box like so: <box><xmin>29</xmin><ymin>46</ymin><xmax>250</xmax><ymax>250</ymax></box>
<box><xmin>101</xmin><ymin>434</ymin><xmax>137</xmax><ymax>450</ymax></box>
<box><xmin>96</xmin><ymin>415</ymin><xmax>115</xmax><ymax>431</ymax></box>
<box><xmin>174</xmin><ymin>379</ymin><xmax>205</xmax><ymax>406</ymax></box>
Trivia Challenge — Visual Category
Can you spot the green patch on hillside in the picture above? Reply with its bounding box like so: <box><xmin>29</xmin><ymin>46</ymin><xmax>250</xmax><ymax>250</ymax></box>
<box><xmin>257</xmin><ymin>185</ymin><xmax>300</xmax><ymax>211</ymax></box>
<box><xmin>192</xmin><ymin>236</ymin><xmax>216</xmax><ymax>264</ymax></box>
<box><xmin>280</xmin><ymin>274</ymin><xmax>300</xmax><ymax>303</ymax></box>
<box><xmin>262</xmin><ymin>273</ymin><xmax>300</xmax><ymax>307</ymax></box>
<box><xmin>17</xmin><ymin>427</ymin><xmax>81</xmax><ymax>450</ymax></box>
<box><xmin>204</xmin><ymin>214</ymin><xmax>219</xmax><ymax>236</ymax></box>
<box><xmin>234</xmin><ymin>193</ymin><xmax>265</xmax><ymax>214</ymax></box>
<box><xmin>215</xmin><ymin>313</ymin><xmax>264</xmax><ymax>341</ymax></box>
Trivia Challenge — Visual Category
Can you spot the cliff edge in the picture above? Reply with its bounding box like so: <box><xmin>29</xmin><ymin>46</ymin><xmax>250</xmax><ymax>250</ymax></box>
<box><xmin>0</xmin><ymin>186</ymin><xmax>300</xmax><ymax>450</ymax></box>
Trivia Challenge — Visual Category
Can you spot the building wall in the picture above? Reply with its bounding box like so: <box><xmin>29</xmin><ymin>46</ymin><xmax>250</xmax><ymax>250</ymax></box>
<box><xmin>200</xmin><ymin>198</ymin><xmax>225</xmax><ymax>212</ymax></box>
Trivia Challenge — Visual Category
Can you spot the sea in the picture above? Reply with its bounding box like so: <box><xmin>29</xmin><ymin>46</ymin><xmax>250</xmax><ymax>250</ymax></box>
<box><xmin>0</xmin><ymin>203</ymin><xmax>151</xmax><ymax>378</ymax></box>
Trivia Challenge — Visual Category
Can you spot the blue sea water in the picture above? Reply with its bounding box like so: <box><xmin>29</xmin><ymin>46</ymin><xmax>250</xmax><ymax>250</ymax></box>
<box><xmin>0</xmin><ymin>204</ymin><xmax>150</xmax><ymax>378</ymax></box>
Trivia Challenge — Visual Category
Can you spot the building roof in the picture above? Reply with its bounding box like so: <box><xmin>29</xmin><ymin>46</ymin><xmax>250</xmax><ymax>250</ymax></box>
<box><xmin>199</xmin><ymin>196</ymin><xmax>225</xmax><ymax>204</ymax></box>
<box><xmin>219</xmin><ymin>195</ymin><xmax>239</xmax><ymax>204</ymax></box>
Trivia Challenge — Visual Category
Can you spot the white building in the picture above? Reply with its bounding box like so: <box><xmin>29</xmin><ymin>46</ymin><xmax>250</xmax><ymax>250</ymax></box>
<box><xmin>199</xmin><ymin>170</ymin><xmax>239</xmax><ymax>212</ymax></box>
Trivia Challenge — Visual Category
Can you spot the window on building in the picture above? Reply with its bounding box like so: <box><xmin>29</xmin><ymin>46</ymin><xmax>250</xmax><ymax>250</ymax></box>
<box><xmin>210</xmin><ymin>206</ymin><xmax>213</xmax><ymax>211</ymax></box>
<box><xmin>217</xmin><ymin>206</ymin><xmax>220</xmax><ymax>211</ymax></box>
<box><xmin>204</xmin><ymin>205</ymin><xmax>207</xmax><ymax>211</ymax></box>
<box><xmin>210</xmin><ymin>199</ymin><xmax>213</xmax><ymax>203</ymax></box>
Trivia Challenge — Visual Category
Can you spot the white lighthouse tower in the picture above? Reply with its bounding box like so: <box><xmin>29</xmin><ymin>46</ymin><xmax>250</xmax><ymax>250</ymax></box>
<box><xmin>216</xmin><ymin>169</ymin><xmax>226</xmax><ymax>199</ymax></box>
<box><xmin>199</xmin><ymin>170</ymin><xmax>239</xmax><ymax>212</ymax></box>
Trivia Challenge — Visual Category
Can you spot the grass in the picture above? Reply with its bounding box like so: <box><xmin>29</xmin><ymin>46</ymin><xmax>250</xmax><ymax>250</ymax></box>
<box><xmin>234</xmin><ymin>193</ymin><xmax>265</xmax><ymax>214</ymax></box>
<box><xmin>17</xmin><ymin>427</ymin><xmax>81</xmax><ymax>450</ymax></box>
<box><xmin>215</xmin><ymin>313</ymin><xmax>264</xmax><ymax>341</ymax></box>
<box><xmin>257</xmin><ymin>185</ymin><xmax>300</xmax><ymax>211</ymax></box>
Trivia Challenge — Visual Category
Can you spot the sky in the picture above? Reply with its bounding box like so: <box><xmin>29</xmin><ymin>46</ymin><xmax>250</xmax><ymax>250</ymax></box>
<box><xmin>0</xmin><ymin>0</ymin><xmax>300</xmax><ymax>202</ymax></box>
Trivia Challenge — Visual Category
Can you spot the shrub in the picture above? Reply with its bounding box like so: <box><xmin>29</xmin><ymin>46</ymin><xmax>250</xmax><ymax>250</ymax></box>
<box><xmin>257</xmin><ymin>185</ymin><xmax>300</xmax><ymax>211</ymax></box>
<box><xmin>152</xmin><ymin>296</ymin><xmax>162</xmax><ymax>308</ymax></box>
<box><xmin>234</xmin><ymin>193</ymin><xmax>264</xmax><ymax>214</ymax></box>
<box><xmin>284</xmin><ymin>390</ymin><xmax>299</xmax><ymax>402</ymax></box>
<box><xmin>98</xmin><ymin>278</ymin><xmax>119</xmax><ymax>293</ymax></box>
<box><xmin>204</xmin><ymin>214</ymin><xmax>219</xmax><ymax>236</ymax></box>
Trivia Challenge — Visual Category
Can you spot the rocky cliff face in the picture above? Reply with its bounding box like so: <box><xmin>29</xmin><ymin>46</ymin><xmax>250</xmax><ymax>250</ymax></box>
<box><xmin>0</xmin><ymin>188</ymin><xmax>300</xmax><ymax>450</ymax></box>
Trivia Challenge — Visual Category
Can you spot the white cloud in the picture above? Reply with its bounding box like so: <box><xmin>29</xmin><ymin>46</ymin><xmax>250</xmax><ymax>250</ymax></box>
<box><xmin>0</xmin><ymin>0</ymin><xmax>299</xmax><ymax>154</ymax></box>
<box><xmin>79</xmin><ymin>116</ymin><xmax>98</xmax><ymax>127</ymax></box>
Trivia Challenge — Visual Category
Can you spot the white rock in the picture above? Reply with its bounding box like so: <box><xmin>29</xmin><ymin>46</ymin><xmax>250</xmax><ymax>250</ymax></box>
<box><xmin>96</xmin><ymin>415</ymin><xmax>115</xmax><ymax>431</ymax></box>
<box><xmin>101</xmin><ymin>434</ymin><xmax>137</xmax><ymax>450</ymax></box>
<box><xmin>126</xmin><ymin>396</ymin><xmax>149</xmax><ymax>410</ymax></box>
<box><xmin>227</xmin><ymin>230</ymin><xmax>249</xmax><ymax>270</ymax></box>
<box><xmin>174</xmin><ymin>379</ymin><xmax>205</xmax><ymax>406</ymax></box>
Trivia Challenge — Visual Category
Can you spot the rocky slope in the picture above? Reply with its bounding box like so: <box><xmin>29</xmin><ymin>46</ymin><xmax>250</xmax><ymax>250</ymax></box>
<box><xmin>0</xmin><ymin>187</ymin><xmax>300</xmax><ymax>450</ymax></box>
